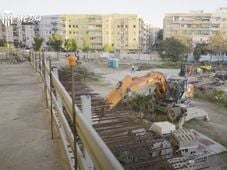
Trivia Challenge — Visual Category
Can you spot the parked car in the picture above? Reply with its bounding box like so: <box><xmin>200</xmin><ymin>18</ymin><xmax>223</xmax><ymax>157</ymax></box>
<box><xmin>215</xmin><ymin>71</ymin><xmax>227</xmax><ymax>81</ymax></box>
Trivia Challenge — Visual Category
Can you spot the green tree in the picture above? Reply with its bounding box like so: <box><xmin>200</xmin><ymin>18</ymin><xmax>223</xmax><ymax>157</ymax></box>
<box><xmin>129</xmin><ymin>92</ymin><xmax>151</xmax><ymax>115</ymax></box>
<box><xmin>208</xmin><ymin>31</ymin><xmax>227</xmax><ymax>55</ymax></box>
<box><xmin>158</xmin><ymin>37</ymin><xmax>188</xmax><ymax>62</ymax></box>
<box><xmin>174</xmin><ymin>31</ymin><xmax>192</xmax><ymax>53</ymax></box>
<box><xmin>193</xmin><ymin>43</ymin><xmax>208</xmax><ymax>62</ymax></box>
<box><xmin>103</xmin><ymin>43</ymin><xmax>113</xmax><ymax>52</ymax></box>
<box><xmin>48</xmin><ymin>34</ymin><xmax>63</xmax><ymax>59</ymax></box>
<box><xmin>64</xmin><ymin>39</ymin><xmax>77</xmax><ymax>52</ymax></box>
<box><xmin>48</xmin><ymin>34</ymin><xmax>63</xmax><ymax>51</ymax></box>
<box><xmin>157</xmin><ymin>29</ymin><xmax>163</xmax><ymax>41</ymax></box>
<box><xmin>33</xmin><ymin>36</ymin><xmax>44</xmax><ymax>51</ymax></box>
<box><xmin>82</xmin><ymin>39</ymin><xmax>89</xmax><ymax>52</ymax></box>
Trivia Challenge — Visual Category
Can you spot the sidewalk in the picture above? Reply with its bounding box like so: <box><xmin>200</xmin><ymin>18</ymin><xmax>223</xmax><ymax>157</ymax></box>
<box><xmin>0</xmin><ymin>63</ymin><xmax>68</xmax><ymax>170</ymax></box>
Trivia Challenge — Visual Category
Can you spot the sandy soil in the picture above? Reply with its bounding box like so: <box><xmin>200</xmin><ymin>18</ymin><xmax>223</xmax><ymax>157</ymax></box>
<box><xmin>83</xmin><ymin>61</ymin><xmax>179</xmax><ymax>97</ymax></box>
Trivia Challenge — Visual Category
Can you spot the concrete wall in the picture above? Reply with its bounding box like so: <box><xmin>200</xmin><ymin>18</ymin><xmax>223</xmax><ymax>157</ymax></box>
<box><xmin>44</xmin><ymin>51</ymin><xmax>161</xmax><ymax>61</ymax></box>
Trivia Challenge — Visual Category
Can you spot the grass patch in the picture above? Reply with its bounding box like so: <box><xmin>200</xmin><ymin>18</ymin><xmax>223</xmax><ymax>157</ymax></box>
<box><xmin>153</xmin><ymin>61</ymin><xmax>182</xmax><ymax>69</ymax></box>
<box><xmin>136</xmin><ymin>61</ymin><xmax>182</xmax><ymax>71</ymax></box>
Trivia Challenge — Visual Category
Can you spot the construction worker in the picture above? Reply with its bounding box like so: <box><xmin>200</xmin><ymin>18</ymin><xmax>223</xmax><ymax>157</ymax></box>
<box><xmin>131</xmin><ymin>65</ymin><xmax>135</xmax><ymax>73</ymax></box>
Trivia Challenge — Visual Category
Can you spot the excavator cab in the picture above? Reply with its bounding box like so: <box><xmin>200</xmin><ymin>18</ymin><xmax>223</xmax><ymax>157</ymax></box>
<box><xmin>166</xmin><ymin>77</ymin><xmax>188</xmax><ymax>103</ymax></box>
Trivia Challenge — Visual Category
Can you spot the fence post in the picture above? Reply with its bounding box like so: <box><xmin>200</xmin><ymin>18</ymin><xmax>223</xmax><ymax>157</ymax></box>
<box><xmin>53</xmin><ymin>67</ymin><xmax>63</xmax><ymax>112</ymax></box>
<box><xmin>81</xmin><ymin>95</ymin><xmax>94</xmax><ymax>170</ymax></box>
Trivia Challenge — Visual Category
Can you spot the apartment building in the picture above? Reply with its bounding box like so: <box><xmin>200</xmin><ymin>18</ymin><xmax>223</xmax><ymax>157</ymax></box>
<box><xmin>163</xmin><ymin>8</ymin><xmax>227</xmax><ymax>45</ymax></box>
<box><xmin>63</xmin><ymin>14</ymin><xmax>103</xmax><ymax>50</ymax></box>
<box><xmin>148</xmin><ymin>27</ymin><xmax>160</xmax><ymax>50</ymax></box>
<box><xmin>61</xmin><ymin>14</ymin><xmax>153</xmax><ymax>52</ymax></box>
<box><xmin>38</xmin><ymin>15</ymin><xmax>65</xmax><ymax>48</ymax></box>
<box><xmin>104</xmin><ymin>14</ymin><xmax>142</xmax><ymax>52</ymax></box>
<box><xmin>1</xmin><ymin>14</ymin><xmax>155</xmax><ymax>52</ymax></box>
<box><xmin>17</xmin><ymin>24</ymin><xmax>38</xmax><ymax>48</ymax></box>
<box><xmin>0</xmin><ymin>22</ymin><xmax>37</xmax><ymax>48</ymax></box>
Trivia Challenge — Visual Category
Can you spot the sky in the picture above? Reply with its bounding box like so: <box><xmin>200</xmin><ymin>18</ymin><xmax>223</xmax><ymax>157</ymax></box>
<box><xmin>1</xmin><ymin>0</ymin><xmax>227</xmax><ymax>28</ymax></box>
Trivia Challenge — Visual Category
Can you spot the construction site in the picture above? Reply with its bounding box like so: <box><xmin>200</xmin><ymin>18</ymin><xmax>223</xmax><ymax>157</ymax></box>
<box><xmin>0</xmin><ymin>50</ymin><xmax>227</xmax><ymax>170</ymax></box>
<box><xmin>1</xmin><ymin>0</ymin><xmax>227</xmax><ymax>169</ymax></box>
<box><xmin>52</xmin><ymin>52</ymin><xmax>227</xmax><ymax>169</ymax></box>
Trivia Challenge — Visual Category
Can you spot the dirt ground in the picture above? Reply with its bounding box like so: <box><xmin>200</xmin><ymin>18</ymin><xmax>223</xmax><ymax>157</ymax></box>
<box><xmin>82</xmin><ymin>60</ymin><xmax>227</xmax><ymax>169</ymax></box>
<box><xmin>83</xmin><ymin>61</ymin><xmax>180</xmax><ymax>97</ymax></box>
<box><xmin>185</xmin><ymin>99</ymin><xmax>227</xmax><ymax>146</ymax></box>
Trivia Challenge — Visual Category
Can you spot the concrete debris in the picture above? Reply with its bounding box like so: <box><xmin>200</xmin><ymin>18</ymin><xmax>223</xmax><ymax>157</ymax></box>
<box><xmin>150</xmin><ymin>121</ymin><xmax>176</xmax><ymax>135</ymax></box>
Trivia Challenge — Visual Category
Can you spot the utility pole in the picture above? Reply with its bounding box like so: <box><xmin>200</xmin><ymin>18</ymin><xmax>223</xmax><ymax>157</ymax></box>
<box><xmin>67</xmin><ymin>55</ymin><xmax>77</xmax><ymax>169</ymax></box>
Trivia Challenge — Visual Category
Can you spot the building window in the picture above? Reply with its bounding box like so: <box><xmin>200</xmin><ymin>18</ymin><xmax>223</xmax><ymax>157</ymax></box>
<box><xmin>69</xmin><ymin>31</ymin><xmax>71</xmax><ymax>34</ymax></box>
<box><xmin>133</xmin><ymin>25</ymin><xmax>136</xmax><ymax>28</ymax></box>
<box><xmin>73</xmin><ymin>25</ymin><xmax>75</xmax><ymax>28</ymax></box>
<box><xmin>69</xmin><ymin>25</ymin><xmax>71</xmax><ymax>28</ymax></box>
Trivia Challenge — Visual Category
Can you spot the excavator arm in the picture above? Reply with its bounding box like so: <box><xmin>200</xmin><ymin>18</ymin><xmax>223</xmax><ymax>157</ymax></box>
<box><xmin>105</xmin><ymin>72</ymin><xmax>167</xmax><ymax>107</ymax></box>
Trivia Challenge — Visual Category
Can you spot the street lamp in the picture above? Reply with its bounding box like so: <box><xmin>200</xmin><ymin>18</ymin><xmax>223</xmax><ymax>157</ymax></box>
<box><xmin>67</xmin><ymin>55</ymin><xmax>77</xmax><ymax>169</ymax></box>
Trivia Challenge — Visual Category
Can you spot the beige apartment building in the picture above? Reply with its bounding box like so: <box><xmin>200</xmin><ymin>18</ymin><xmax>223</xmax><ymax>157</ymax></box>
<box><xmin>0</xmin><ymin>14</ymin><xmax>154</xmax><ymax>52</ymax></box>
<box><xmin>163</xmin><ymin>8</ymin><xmax>227</xmax><ymax>45</ymax></box>
<box><xmin>63</xmin><ymin>14</ymin><xmax>103</xmax><ymax>50</ymax></box>
<box><xmin>62</xmin><ymin>14</ymin><xmax>153</xmax><ymax>52</ymax></box>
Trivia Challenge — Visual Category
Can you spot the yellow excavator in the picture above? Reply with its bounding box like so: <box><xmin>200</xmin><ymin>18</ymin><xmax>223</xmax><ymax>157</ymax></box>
<box><xmin>105</xmin><ymin>72</ymin><xmax>194</xmax><ymax>122</ymax></box>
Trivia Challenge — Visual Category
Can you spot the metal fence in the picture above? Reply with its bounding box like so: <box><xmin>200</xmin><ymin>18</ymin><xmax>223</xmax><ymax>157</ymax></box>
<box><xmin>29</xmin><ymin>51</ymin><xmax>123</xmax><ymax>170</ymax></box>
